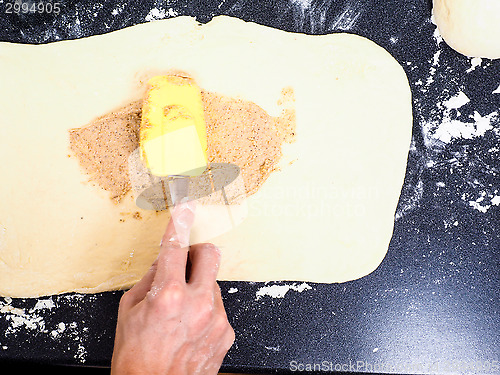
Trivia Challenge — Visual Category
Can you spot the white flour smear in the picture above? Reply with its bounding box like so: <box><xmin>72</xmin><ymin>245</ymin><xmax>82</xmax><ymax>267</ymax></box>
<box><xmin>256</xmin><ymin>282</ymin><xmax>312</xmax><ymax>300</ymax></box>
<box><xmin>398</xmin><ymin>22</ymin><xmax>500</xmax><ymax>219</ymax></box>
<box><xmin>0</xmin><ymin>294</ymin><xmax>94</xmax><ymax>363</ymax></box>
<box><xmin>145</xmin><ymin>7</ymin><xmax>178</xmax><ymax>22</ymax></box>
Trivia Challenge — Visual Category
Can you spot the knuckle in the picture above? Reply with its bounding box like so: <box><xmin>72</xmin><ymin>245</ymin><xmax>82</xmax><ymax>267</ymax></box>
<box><xmin>149</xmin><ymin>282</ymin><xmax>185</xmax><ymax>310</ymax></box>
<box><xmin>196</xmin><ymin>302</ymin><xmax>215</xmax><ymax>323</ymax></box>
<box><xmin>197</xmin><ymin>287</ymin><xmax>216</xmax><ymax>303</ymax></box>
<box><xmin>162</xmin><ymin>282</ymin><xmax>185</xmax><ymax>303</ymax></box>
<box><xmin>188</xmin><ymin>299</ymin><xmax>216</xmax><ymax>332</ymax></box>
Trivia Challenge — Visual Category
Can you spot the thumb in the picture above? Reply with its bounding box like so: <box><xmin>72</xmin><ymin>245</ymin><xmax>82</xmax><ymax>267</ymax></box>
<box><xmin>161</xmin><ymin>199</ymin><xmax>197</xmax><ymax>249</ymax></box>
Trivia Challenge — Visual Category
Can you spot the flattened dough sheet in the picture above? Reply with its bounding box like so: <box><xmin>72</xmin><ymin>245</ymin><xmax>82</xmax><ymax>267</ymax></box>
<box><xmin>0</xmin><ymin>16</ymin><xmax>412</xmax><ymax>297</ymax></box>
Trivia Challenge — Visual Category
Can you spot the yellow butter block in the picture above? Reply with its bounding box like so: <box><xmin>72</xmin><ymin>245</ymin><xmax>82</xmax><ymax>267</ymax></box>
<box><xmin>142</xmin><ymin>125</ymin><xmax>206</xmax><ymax>177</ymax></box>
<box><xmin>140</xmin><ymin>75</ymin><xmax>207</xmax><ymax>177</ymax></box>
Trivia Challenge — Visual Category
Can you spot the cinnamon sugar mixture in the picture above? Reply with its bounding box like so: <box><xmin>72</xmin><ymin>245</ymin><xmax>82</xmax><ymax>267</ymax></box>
<box><xmin>69</xmin><ymin>88</ymin><xmax>296</xmax><ymax>203</ymax></box>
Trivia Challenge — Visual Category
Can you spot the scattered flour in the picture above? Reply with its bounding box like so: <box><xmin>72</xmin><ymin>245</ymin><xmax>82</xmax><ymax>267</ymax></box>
<box><xmin>330</xmin><ymin>4</ymin><xmax>362</xmax><ymax>31</ymax></box>
<box><xmin>289</xmin><ymin>0</ymin><xmax>313</xmax><ymax>9</ymax></box>
<box><xmin>256</xmin><ymin>282</ymin><xmax>312</xmax><ymax>300</ymax></box>
<box><xmin>432</xmin><ymin>23</ymin><xmax>444</xmax><ymax>44</ymax></box>
<box><xmin>466</xmin><ymin>191</ymin><xmax>500</xmax><ymax>213</ymax></box>
<box><xmin>0</xmin><ymin>294</ymin><xmax>92</xmax><ymax>363</ymax></box>
<box><xmin>403</xmin><ymin>21</ymin><xmax>500</xmax><ymax>220</ymax></box>
<box><xmin>289</xmin><ymin>0</ymin><xmax>363</xmax><ymax>33</ymax></box>
<box><xmin>145</xmin><ymin>7</ymin><xmax>178</xmax><ymax>22</ymax></box>
<box><xmin>431</xmin><ymin>111</ymin><xmax>497</xmax><ymax>144</ymax></box>
<box><xmin>111</xmin><ymin>3</ymin><xmax>126</xmax><ymax>16</ymax></box>
<box><xmin>466</xmin><ymin>57</ymin><xmax>482</xmax><ymax>73</ymax></box>
<box><xmin>264</xmin><ymin>345</ymin><xmax>281</xmax><ymax>352</ymax></box>
<box><xmin>422</xmin><ymin>86</ymin><xmax>497</xmax><ymax>145</ymax></box>
<box><xmin>423</xmin><ymin>27</ymin><xmax>444</xmax><ymax>88</ymax></box>
<box><xmin>1</xmin><ymin>298</ymin><xmax>51</xmax><ymax>335</ymax></box>
<box><xmin>444</xmin><ymin>91</ymin><xmax>470</xmax><ymax>110</ymax></box>
<box><xmin>33</xmin><ymin>298</ymin><xmax>55</xmax><ymax>311</ymax></box>
<box><xmin>51</xmin><ymin>322</ymin><xmax>66</xmax><ymax>338</ymax></box>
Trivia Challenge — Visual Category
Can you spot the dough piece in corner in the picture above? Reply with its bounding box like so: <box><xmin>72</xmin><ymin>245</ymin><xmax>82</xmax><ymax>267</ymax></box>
<box><xmin>433</xmin><ymin>0</ymin><xmax>500</xmax><ymax>59</ymax></box>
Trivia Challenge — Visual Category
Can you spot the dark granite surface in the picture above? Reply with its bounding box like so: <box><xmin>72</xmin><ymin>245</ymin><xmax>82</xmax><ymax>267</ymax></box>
<box><xmin>0</xmin><ymin>0</ymin><xmax>498</xmax><ymax>373</ymax></box>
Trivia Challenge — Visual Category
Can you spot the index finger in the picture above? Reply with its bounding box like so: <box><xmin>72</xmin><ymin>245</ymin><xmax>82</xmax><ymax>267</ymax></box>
<box><xmin>154</xmin><ymin>200</ymin><xmax>196</xmax><ymax>285</ymax></box>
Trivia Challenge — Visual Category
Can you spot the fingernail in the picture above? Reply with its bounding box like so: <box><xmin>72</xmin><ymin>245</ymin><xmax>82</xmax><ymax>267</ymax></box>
<box><xmin>174</xmin><ymin>209</ymin><xmax>190</xmax><ymax>230</ymax></box>
<box><xmin>180</xmin><ymin>198</ymin><xmax>196</xmax><ymax>213</ymax></box>
<box><xmin>173</xmin><ymin>200</ymin><xmax>196</xmax><ymax>229</ymax></box>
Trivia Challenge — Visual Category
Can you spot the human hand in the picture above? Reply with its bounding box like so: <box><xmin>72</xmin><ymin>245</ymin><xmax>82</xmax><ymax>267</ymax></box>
<box><xmin>111</xmin><ymin>200</ymin><xmax>235</xmax><ymax>375</ymax></box>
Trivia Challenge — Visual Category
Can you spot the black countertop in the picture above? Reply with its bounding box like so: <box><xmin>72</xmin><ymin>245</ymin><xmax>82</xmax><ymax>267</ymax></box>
<box><xmin>0</xmin><ymin>0</ymin><xmax>499</xmax><ymax>373</ymax></box>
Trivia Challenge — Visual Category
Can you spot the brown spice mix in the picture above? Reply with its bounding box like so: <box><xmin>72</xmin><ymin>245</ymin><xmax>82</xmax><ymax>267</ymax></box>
<box><xmin>69</xmin><ymin>88</ymin><xmax>296</xmax><ymax>203</ymax></box>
